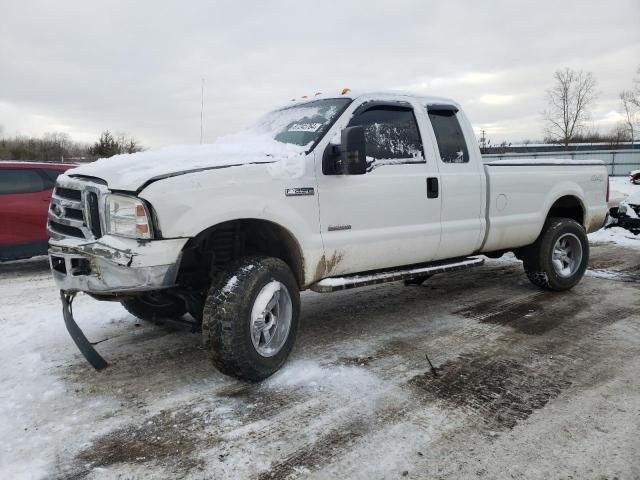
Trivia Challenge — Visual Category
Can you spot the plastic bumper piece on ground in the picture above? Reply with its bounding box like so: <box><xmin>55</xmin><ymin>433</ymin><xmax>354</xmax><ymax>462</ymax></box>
<box><xmin>61</xmin><ymin>291</ymin><xmax>108</xmax><ymax>370</ymax></box>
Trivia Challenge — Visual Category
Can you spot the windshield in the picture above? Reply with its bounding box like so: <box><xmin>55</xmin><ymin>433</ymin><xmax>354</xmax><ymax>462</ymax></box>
<box><xmin>254</xmin><ymin>98</ymin><xmax>351</xmax><ymax>149</ymax></box>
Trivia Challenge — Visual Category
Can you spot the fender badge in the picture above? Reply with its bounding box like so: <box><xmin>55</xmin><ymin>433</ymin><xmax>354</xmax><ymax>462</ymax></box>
<box><xmin>285</xmin><ymin>187</ymin><xmax>315</xmax><ymax>196</ymax></box>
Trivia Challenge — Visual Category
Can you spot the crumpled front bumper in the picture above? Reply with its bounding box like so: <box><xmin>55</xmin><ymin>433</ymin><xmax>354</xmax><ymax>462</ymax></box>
<box><xmin>49</xmin><ymin>235</ymin><xmax>189</xmax><ymax>294</ymax></box>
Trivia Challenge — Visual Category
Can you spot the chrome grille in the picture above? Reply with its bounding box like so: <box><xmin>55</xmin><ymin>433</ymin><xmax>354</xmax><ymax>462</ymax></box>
<box><xmin>48</xmin><ymin>178</ymin><xmax>107</xmax><ymax>241</ymax></box>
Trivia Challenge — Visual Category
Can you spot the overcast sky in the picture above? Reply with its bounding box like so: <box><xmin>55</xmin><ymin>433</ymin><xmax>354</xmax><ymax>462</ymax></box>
<box><xmin>1</xmin><ymin>0</ymin><xmax>639</xmax><ymax>147</ymax></box>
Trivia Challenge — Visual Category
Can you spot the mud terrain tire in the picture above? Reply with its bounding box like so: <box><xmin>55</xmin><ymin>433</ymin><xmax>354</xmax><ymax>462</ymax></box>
<box><xmin>202</xmin><ymin>256</ymin><xmax>300</xmax><ymax>382</ymax></box>
<box><xmin>523</xmin><ymin>217</ymin><xmax>589</xmax><ymax>291</ymax></box>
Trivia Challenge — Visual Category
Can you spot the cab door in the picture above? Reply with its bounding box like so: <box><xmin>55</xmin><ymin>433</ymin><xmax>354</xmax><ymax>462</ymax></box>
<box><xmin>314</xmin><ymin>97</ymin><xmax>442</xmax><ymax>277</ymax></box>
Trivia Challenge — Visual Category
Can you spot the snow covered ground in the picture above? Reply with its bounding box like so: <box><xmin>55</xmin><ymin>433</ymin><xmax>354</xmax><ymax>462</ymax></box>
<box><xmin>609</xmin><ymin>175</ymin><xmax>638</xmax><ymax>198</ymax></box>
<box><xmin>1</xmin><ymin>238</ymin><xmax>638</xmax><ymax>479</ymax></box>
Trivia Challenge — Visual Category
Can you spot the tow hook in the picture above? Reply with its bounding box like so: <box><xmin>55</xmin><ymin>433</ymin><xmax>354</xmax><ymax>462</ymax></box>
<box><xmin>60</xmin><ymin>291</ymin><xmax>108</xmax><ymax>370</ymax></box>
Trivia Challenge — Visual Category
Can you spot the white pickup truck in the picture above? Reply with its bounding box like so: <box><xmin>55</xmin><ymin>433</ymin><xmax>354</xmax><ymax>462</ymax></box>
<box><xmin>48</xmin><ymin>91</ymin><xmax>609</xmax><ymax>380</ymax></box>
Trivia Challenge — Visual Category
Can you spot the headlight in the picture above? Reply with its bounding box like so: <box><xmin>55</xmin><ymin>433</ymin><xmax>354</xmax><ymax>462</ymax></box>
<box><xmin>105</xmin><ymin>194</ymin><xmax>153</xmax><ymax>239</ymax></box>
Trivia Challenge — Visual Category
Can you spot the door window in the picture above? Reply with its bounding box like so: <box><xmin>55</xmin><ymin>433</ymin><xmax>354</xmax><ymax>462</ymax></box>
<box><xmin>0</xmin><ymin>169</ymin><xmax>46</xmax><ymax>194</ymax></box>
<box><xmin>428</xmin><ymin>109</ymin><xmax>469</xmax><ymax>164</ymax></box>
<box><xmin>348</xmin><ymin>106</ymin><xmax>424</xmax><ymax>170</ymax></box>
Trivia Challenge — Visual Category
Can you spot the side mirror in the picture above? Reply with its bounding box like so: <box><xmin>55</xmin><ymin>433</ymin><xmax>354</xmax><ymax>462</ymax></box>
<box><xmin>322</xmin><ymin>126</ymin><xmax>367</xmax><ymax>175</ymax></box>
<box><xmin>339</xmin><ymin>126</ymin><xmax>367</xmax><ymax>175</ymax></box>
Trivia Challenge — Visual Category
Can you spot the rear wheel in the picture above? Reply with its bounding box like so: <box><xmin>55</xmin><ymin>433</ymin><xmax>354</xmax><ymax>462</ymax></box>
<box><xmin>121</xmin><ymin>293</ymin><xmax>186</xmax><ymax>322</ymax></box>
<box><xmin>522</xmin><ymin>217</ymin><xmax>589</xmax><ymax>291</ymax></box>
<box><xmin>202</xmin><ymin>256</ymin><xmax>300</xmax><ymax>381</ymax></box>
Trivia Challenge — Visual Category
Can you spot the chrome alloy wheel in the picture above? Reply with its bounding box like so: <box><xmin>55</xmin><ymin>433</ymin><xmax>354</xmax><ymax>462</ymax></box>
<box><xmin>250</xmin><ymin>281</ymin><xmax>293</xmax><ymax>357</ymax></box>
<box><xmin>552</xmin><ymin>233</ymin><xmax>583</xmax><ymax>278</ymax></box>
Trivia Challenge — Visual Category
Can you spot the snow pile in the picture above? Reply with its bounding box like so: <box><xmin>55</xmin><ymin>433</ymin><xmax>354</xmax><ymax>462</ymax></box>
<box><xmin>589</xmin><ymin>226</ymin><xmax>639</xmax><ymax>248</ymax></box>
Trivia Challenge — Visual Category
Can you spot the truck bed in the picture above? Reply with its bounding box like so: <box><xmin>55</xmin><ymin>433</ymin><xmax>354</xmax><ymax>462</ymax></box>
<box><xmin>480</xmin><ymin>159</ymin><xmax>608</xmax><ymax>253</ymax></box>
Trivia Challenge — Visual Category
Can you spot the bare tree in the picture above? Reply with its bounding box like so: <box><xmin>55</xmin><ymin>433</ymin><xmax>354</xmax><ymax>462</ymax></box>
<box><xmin>619</xmin><ymin>90</ymin><xmax>638</xmax><ymax>144</ymax></box>
<box><xmin>632</xmin><ymin>65</ymin><xmax>640</xmax><ymax>108</ymax></box>
<box><xmin>544</xmin><ymin>68</ymin><xmax>598</xmax><ymax>148</ymax></box>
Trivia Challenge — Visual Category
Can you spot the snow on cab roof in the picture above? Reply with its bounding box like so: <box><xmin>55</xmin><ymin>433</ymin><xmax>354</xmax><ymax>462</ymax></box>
<box><xmin>282</xmin><ymin>89</ymin><xmax>458</xmax><ymax>109</ymax></box>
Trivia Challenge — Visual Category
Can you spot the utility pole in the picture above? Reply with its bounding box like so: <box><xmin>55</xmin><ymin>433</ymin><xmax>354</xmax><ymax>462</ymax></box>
<box><xmin>200</xmin><ymin>78</ymin><xmax>205</xmax><ymax>144</ymax></box>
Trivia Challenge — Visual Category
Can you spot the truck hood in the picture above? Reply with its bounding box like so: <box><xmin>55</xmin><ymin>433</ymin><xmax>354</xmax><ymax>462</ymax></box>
<box><xmin>67</xmin><ymin>132</ymin><xmax>306</xmax><ymax>191</ymax></box>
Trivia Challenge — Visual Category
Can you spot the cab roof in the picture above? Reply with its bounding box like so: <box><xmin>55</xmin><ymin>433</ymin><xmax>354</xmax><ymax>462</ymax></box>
<box><xmin>284</xmin><ymin>90</ymin><xmax>459</xmax><ymax>108</ymax></box>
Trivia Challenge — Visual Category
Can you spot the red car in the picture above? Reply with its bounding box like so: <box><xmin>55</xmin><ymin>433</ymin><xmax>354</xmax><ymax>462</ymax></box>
<box><xmin>0</xmin><ymin>161</ymin><xmax>75</xmax><ymax>261</ymax></box>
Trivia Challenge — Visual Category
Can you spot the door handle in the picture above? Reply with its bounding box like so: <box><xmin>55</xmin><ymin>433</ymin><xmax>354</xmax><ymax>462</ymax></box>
<box><xmin>426</xmin><ymin>177</ymin><xmax>439</xmax><ymax>198</ymax></box>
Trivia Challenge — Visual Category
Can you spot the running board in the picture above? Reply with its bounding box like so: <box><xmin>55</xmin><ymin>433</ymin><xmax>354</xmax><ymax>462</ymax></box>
<box><xmin>310</xmin><ymin>256</ymin><xmax>485</xmax><ymax>293</ymax></box>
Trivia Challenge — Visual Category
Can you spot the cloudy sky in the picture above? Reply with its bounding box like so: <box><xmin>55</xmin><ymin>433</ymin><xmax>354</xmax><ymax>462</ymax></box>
<box><xmin>1</xmin><ymin>0</ymin><xmax>639</xmax><ymax>147</ymax></box>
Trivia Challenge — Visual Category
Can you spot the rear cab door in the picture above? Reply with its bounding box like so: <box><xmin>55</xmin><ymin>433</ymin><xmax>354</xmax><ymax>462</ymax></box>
<box><xmin>313</xmin><ymin>94</ymin><xmax>442</xmax><ymax>277</ymax></box>
<box><xmin>421</xmin><ymin>103</ymin><xmax>486</xmax><ymax>259</ymax></box>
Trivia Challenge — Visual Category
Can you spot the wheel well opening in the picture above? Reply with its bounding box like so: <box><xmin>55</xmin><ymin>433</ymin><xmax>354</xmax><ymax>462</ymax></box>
<box><xmin>177</xmin><ymin>219</ymin><xmax>305</xmax><ymax>291</ymax></box>
<box><xmin>547</xmin><ymin>196</ymin><xmax>584</xmax><ymax>225</ymax></box>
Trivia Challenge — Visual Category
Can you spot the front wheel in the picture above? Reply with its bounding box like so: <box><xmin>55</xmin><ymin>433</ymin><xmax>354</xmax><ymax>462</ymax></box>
<box><xmin>202</xmin><ymin>256</ymin><xmax>300</xmax><ymax>381</ymax></box>
<box><xmin>522</xmin><ymin>217</ymin><xmax>589</xmax><ymax>291</ymax></box>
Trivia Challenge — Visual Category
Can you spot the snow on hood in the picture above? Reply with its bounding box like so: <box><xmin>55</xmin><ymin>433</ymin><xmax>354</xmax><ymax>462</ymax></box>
<box><xmin>67</xmin><ymin>132</ymin><xmax>306</xmax><ymax>191</ymax></box>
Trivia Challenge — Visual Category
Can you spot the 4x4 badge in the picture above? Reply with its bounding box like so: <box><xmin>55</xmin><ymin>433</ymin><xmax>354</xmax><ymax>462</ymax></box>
<box><xmin>285</xmin><ymin>187</ymin><xmax>314</xmax><ymax>196</ymax></box>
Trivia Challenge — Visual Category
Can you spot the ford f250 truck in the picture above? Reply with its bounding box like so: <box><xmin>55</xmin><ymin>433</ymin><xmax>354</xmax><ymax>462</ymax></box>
<box><xmin>48</xmin><ymin>91</ymin><xmax>609</xmax><ymax>380</ymax></box>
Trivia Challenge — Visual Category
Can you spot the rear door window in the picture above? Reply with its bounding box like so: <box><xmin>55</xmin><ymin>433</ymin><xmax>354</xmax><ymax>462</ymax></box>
<box><xmin>427</xmin><ymin>108</ymin><xmax>469</xmax><ymax>164</ymax></box>
<box><xmin>0</xmin><ymin>168</ymin><xmax>46</xmax><ymax>194</ymax></box>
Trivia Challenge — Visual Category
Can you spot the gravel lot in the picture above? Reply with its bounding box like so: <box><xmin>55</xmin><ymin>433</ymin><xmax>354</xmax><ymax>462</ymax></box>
<box><xmin>1</xmin><ymin>238</ymin><xmax>639</xmax><ymax>480</ymax></box>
